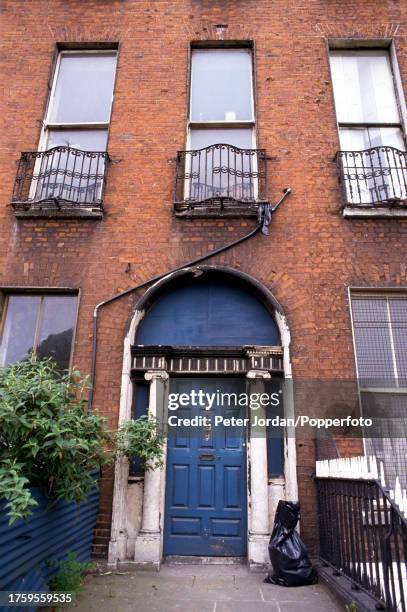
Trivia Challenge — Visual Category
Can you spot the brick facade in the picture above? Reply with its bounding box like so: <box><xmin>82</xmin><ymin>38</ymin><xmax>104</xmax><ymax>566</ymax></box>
<box><xmin>1</xmin><ymin>0</ymin><xmax>406</xmax><ymax>558</ymax></box>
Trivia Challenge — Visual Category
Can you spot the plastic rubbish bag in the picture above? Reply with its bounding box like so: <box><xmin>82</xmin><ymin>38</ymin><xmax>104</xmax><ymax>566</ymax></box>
<box><xmin>264</xmin><ymin>500</ymin><xmax>318</xmax><ymax>587</ymax></box>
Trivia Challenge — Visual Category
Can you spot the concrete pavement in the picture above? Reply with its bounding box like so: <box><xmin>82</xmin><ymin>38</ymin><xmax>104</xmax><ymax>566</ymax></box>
<box><xmin>68</xmin><ymin>564</ymin><xmax>344</xmax><ymax>612</ymax></box>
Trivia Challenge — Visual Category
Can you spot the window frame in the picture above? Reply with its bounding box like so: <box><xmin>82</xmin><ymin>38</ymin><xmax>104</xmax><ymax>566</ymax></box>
<box><xmin>0</xmin><ymin>290</ymin><xmax>80</xmax><ymax>371</ymax></box>
<box><xmin>348</xmin><ymin>289</ymin><xmax>407</xmax><ymax>393</ymax></box>
<box><xmin>31</xmin><ymin>48</ymin><xmax>117</xmax><ymax>206</ymax></box>
<box><xmin>328</xmin><ymin>42</ymin><xmax>407</xmax><ymax>151</ymax></box>
<box><xmin>328</xmin><ymin>42</ymin><xmax>407</xmax><ymax>209</ymax></box>
<box><xmin>184</xmin><ymin>43</ymin><xmax>259</xmax><ymax>204</ymax></box>
<box><xmin>348</xmin><ymin>288</ymin><xmax>407</xmax><ymax>484</ymax></box>
<box><xmin>186</xmin><ymin>44</ymin><xmax>257</xmax><ymax>151</ymax></box>
<box><xmin>38</xmin><ymin>48</ymin><xmax>118</xmax><ymax>154</ymax></box>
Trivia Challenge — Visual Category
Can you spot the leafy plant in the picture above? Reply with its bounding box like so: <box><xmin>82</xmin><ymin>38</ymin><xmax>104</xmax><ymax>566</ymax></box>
<box><xmin>0</xmin><ymin>358</ymin><xmax>112</xmax><ymax>523</ymax></box>
<box><xmin>116</xmin><ymin>416</ymin><xmax>164</xmax><ymax>470</ymax></box>
<box><xmin>48</xmin><ymin>552</ymin><xmax>91</xmax><ymax>594</ymax></box>
<box><xmin>0</xmin><ymin>358</ymin><xmax>165</xmax><ymax>524</ymax></box>
<box><xmin>345</xmin><ymin>603</ymin><xmax>358</xmax><ymax>612</ymax></box>
<box><xmin>0</xmin><ymin>459</ymin><xmax>38</xmax><ymax>523</ymax></box>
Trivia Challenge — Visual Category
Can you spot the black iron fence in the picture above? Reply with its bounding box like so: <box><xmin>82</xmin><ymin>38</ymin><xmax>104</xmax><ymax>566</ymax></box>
<box><xmin>11</xmin><ymin>147</ymin><xmax>110</xmax><ymax>211</ymax></box>
<box><xmin>174</xmin><ymin>143</ymin><xmax>267</xmax><ymax>212</ymax></box>
<box><xmin>316</xmin><ymin>477</ymin><xmax>407</xmax><ymax>611</ymax></box>
<box><xmin>335</xmin><ymin>146</ymin><xmax>407</xmax><ymax>207</ymax></box>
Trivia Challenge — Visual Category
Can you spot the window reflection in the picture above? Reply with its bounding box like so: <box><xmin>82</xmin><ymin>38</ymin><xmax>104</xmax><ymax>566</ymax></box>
<box><xmin>0</xmin><ymin>294</ymin><xmax>77</xmax><ymax>371</ymax></box>
<box><xmin>37</xmin><ymin>296</ymin><xmax>77</xmax><ymax>371</ymax></box>
<box><xmin>0</xmin><ymin>296</ymin><xmax>40</xmax><ymax>365</ymax></box>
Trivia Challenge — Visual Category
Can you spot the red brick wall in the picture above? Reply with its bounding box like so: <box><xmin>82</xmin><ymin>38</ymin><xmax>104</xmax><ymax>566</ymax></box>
<box><xmin>1</xmin><ymin>0</ymin><xmax>407</xmax><ymax>557</ymax></box>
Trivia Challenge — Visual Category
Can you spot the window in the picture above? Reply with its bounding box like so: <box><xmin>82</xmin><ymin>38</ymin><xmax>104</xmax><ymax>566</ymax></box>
<box><xmin>186</xmin><ymin>47</ymin><xmax>257</xmax><ymax>203</ymax></box>
<box><xmin>129</xmin><ymin>382</ymin><xmax>150</xmax><ymax>476</ymax></box>
<box><xmin>34</xmin><ymin>50</ymin><xmax>117</xmax><ymax>204</ymax></box>
<box><xmin>351</xmin><ymin>295</ymin><xmax>407</xmax><ymax>385</ymax></box>
<box><xmin>330</xmin><ymin>49</ymin><xmax>407</xmax><ymax>205</ymax></box>
<box><xmin>44</xmin><ymin>50</ymin><xmax>117</xmax><ymax>151</ymax></box>
<box><xmin>350</xmin><ymin>293</ymin><xmax>407</xmax><ymax>487</ymax></box>
<box><xmin>0</xmin><ymin>294</ymin><xmax>78</xmax><ymax>371</ymax></box>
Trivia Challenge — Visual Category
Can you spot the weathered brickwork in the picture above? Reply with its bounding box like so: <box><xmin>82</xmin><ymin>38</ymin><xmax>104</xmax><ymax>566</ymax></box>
<box><xmin>1</xmin><ymin>0</ymin><xmax>407</xmax><ymax>557</ymax></box>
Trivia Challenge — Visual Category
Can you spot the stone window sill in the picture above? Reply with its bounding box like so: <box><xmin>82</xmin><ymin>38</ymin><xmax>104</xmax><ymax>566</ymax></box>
<box><xmin>13</xmin><ymin>207</ymin><xmax>103</xmax><ymax>220</ymax></box>
<box><xmin>342</xmin><ymin>205</ymin><xmax>407</xmax><ymax>219</ymax></box>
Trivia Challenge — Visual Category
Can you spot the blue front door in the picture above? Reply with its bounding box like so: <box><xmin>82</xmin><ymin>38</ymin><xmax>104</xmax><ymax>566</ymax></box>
<box><xmin>164</xmin><ymin>378</ymin><xmax>247</xmax><ymax>557</ymax></box>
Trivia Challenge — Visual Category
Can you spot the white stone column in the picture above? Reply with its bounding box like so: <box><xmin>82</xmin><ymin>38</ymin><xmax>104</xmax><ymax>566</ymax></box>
<box><xmin>275</xmin><ymin>311</ymin><xmax>298</xmax><ymax>503</ymax></box>
<box><xmin>134</xmin><ymin>370</ymin><xmax>168</xmax><ymax>570</ymax></box>
<box><xmin>247</xmin><ymin>370</ymin><xmax>271</xmax><ymax>570</ymax></box>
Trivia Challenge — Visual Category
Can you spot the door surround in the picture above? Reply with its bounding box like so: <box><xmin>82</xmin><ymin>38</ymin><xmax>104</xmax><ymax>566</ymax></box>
<box><xmin>107</xmin><ymin>266</ymin><xmax>298</xmax><ymax>570</ymax></box>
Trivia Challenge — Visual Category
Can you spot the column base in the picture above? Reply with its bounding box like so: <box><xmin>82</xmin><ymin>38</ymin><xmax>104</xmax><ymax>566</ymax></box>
<box><xmin>134</xmin><ymin>530</ymin><xmax>162</xmax><ymax>570</ymax></box>
<box><xmin>107</xmin><ymin>534</ymin><xmax>128</xmax><ymax>569</ymax></box>
<box><xmin>248</xmin><ymin>533</ymin><xmax>271</xmax><ymax>571</ymax></box>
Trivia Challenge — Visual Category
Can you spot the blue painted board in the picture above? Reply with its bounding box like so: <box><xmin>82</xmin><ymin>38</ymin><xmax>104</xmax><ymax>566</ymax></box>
<box><xmin>137</xmin><ymin>279</ymin><xmax>279</xmax><ymax>346</ymax></box>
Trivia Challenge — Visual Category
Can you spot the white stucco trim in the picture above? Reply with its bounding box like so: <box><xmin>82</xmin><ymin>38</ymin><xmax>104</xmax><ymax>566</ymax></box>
<box><xmin>107</xmin><ymin>310</ymin><xmax>145</xmax><ymax>567</ymax></box>
<box><xmin>246</xmin><ymin>370</ymin><xmax>272</xmax><ymax>569</ymax></box>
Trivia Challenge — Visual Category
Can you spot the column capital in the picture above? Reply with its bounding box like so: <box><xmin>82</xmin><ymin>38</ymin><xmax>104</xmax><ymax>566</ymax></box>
<box><xmin>144</xmin><ymin>370</ymin><xmax>169</xmax><ymax>382</ymax></box>
<box><xmin>246</xmin><ymin>370</ymin><xmax>271</xmax><ymax>379</ymax></box>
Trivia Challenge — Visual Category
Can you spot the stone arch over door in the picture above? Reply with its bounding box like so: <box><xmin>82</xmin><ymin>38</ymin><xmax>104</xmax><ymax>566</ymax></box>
<box><xmin>108</xmin><ymin>266</ymin><xmax>298</xmax><ymax>570</ymax></box>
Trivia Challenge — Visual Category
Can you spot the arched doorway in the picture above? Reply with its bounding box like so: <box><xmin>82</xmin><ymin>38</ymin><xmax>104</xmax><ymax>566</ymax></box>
<box><xmin>108</xmin><ymin>266</ymin><xmax>297</xmax><ymax>570</ymax></box>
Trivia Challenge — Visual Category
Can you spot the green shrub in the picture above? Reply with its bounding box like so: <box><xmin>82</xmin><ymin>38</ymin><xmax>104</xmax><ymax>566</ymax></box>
<box><xmin>48</xmin><ymin>552</ymin><xmax>91</xmax><ymax>594</ymax></box>
<box><xmin>0</xmin><ymin>358</ymin><xmax>165</xmax><ymax>524</ymax></box>
<box><xmin>0</xmin><ymin>359</ymin><xmax>112</xmax><ymax>523</ymax></box>
<box><xmin>116</xmin><ymin>416</ymin><xmax>164</xmax><ymax>470</ymax></box>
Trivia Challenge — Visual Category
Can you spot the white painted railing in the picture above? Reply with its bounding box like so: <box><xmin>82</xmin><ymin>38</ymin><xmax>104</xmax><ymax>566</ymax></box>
<box><xmin>316</xmin><ymin>455</ymin><xmax>407</xmax><ymax>517</ymax></box>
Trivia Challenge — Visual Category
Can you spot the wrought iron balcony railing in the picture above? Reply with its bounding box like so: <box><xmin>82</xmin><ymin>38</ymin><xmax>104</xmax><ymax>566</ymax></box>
<box><xmin>335</xmin><ymin>146</ymin><xmax>407</xmax><ymax>207</ymax></box>
<box><xmin>11</xmin><ymin>147</ymin><xmax>110</xmax><ymax>215</ymax></box>
<box><xmin>174</xmin><ymin>143</ymin><xmax>268</xmax><ymax>216</ymax></box>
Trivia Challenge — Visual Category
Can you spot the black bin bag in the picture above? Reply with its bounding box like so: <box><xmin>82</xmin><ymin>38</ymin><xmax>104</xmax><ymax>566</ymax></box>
<box><xmin>264</xmin><ymin>500</ymin><xmax>318</xmax><ymax>587</ymax></box>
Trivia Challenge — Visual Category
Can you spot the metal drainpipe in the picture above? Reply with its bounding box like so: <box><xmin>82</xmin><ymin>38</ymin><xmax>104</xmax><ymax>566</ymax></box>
<box><xmin>88</xmin><ymin>188</ymin><xmax>291</xmax><ymax>409</ymax></box>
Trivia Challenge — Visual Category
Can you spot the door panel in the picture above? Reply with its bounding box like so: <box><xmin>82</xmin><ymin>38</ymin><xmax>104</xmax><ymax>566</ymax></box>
<box><xmin>164</xmin><ymin>378</ymin><xmax>247</xmax><ymax>556</ymax></box>
<box><xmin>172</xmin><ymin>465</ymin><xmax>189</xmax><ymax>507</ymax></box>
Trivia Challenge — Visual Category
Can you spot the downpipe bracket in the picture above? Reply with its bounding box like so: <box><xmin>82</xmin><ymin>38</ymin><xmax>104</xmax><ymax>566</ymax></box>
<box><xmin>258</xmin><ymin>188</ymin><xmax>292</xmax><ymax>235</ymax></box>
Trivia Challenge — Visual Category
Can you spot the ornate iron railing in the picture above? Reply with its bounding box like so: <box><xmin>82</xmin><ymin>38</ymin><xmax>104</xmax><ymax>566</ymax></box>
<box><xmin>174</xmin><ymin>143</ymin><xmax>267</xmax><ymax>213</ymax></box>
<box><xmin>316</xmin><ymin>477</ymin><xmax>407</xmax><ymax>611</ymax></box>
<box><xmin>11</xmin><ymin>147</ymin><xmax>110</xmax><ymax>212</ymax></box>
<box><xmin>335</xmin><ymin>146</ymin><xmax>407</xmax><ymax>207</ymax></box>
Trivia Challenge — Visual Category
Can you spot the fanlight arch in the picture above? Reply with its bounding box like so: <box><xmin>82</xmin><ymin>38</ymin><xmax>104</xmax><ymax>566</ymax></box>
<box><xmin>135</xmin><ymin>268</ymin><xmax>281</xmax><ymax>347</ymax></box>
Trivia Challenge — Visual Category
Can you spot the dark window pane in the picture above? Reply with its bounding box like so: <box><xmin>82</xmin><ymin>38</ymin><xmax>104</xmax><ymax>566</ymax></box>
<box><xmin>129</xmin><ymin>383</ymin><xmax>150</xmax><ymax>476</ymax></box>
<box><xmin>36</xmin><ymin>296</ymin><xmax>77</xmax><ymax>370</ymax></box>
<box><xmin>265</xmin><ymin>381</ymin><xmax>284</xmax><ymax>477</ymax></box>
<box><xmin>0</xmin><ymin>296</ymin><xmax>40</xmax><ymax>365</ymax></box>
